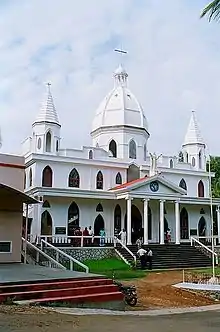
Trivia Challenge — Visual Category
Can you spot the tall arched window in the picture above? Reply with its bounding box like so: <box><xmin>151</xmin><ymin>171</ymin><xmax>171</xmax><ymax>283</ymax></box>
<box><xmin>199</xmin><ymin>150</ymin><xmax>202</xmax><ymax>169</ymax></box>
<box><xmin>179</xmin><ymin>151</ymin><xmax>184</xmax><ymax>162</ymax></box>
<box><xmin>96</xmin><ymin>203</ymin><xmax>103</xmax><ymax>212</ymax></box>
<box><xmin>68</xmin><ymin>168</ymin><xmax>80</xmax><ymax>188</ymax></box>
<box><xmin>96</xmin><ymin>171</ymin><xmax>103</xmax><ymax>189</ymax></box>
<box><xmin>109</xmin><ymin>140</ymin><xmax>117</xmax><ymax>158</ymax></box>
<box><xmin>41</xmin><ymin>210</ymin><xmax>52</xmax><ymax>235</ymax></box>
<box><xmin>115</xmin><ymin>172</ymin><xmax>122</xmax><ymax>185</ymax></box>
<box><xmin>45</xmin><ymin>131</ymin><xmax>52</xmax><ymax>152</ymax></box>
<box><xmin>89</xmin><ymin>150</ymin><xmax>93</xmax><ymax>159</ymax></box>
<box><xmin>180</xmin><ymin>207</ymin><xmax>189</xmax><ymax>239</ymax></box>
<box><xmin>56</xmin><ymin>140</ymin><xmax>59</xmax><ymax>152</ymax></box>
<box><xmin>179</xmin><ymin>178</ymin><xmax>187</xmax><ymax>191</ymax></box>
<box><xmin>144</xmin><ymin>143</ymin><xmax>147</xmax><ymax>161</ymax></box>
<box><xmin>170</xmin><ymin>159</ymin><xmax>174</xmax><ymax>168</ymax></box>
<box><xmin>185</xmin><ymin>152</ymin><xmax>189</xmax><ymax>163</ymax></box>
<box><xmin>42</xmin><ymin>166</ymin><xmax>53</xmax><ymax>187</ymax></box>
<box><xmin>114</xmin><ymin>204</ymin><xmax>121</xmax><ymax>235</ymax></box>
<box><xmin>29</xmin><ymin>168</ymin><xmax>32</xmax><ymax>187</ymax></box>
<box><xmin>192</xmin><ymin>157</ymin><xmax>196</xmax><ymax>167</ymax></box>
<box><xmin>129</xmin><ymin>139</ymin><xmax>137</xmax><ymax>159</ymax></box>
<box><xmin>198</xmin><ymin>180</ymin><xmax>204</xmax><ymax>198</ymax></box>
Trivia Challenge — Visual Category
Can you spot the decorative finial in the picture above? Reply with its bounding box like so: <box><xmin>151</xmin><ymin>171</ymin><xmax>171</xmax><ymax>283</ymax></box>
<box><xmin>46</xmin><ymin>82</ymin><xmax>51</xmax><ymax>93</ymax></box>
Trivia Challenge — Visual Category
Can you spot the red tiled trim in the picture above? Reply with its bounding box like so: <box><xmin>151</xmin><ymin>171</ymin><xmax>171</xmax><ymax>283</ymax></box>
<box><xmin>0</xmin><ymin>162</ymin><xmax>25</xmax><ymax>170</ymax></box>
<box><xmin>110</xmin><ymin>176</ymin><xmax>147</xmax><ymax>191</ymax></box>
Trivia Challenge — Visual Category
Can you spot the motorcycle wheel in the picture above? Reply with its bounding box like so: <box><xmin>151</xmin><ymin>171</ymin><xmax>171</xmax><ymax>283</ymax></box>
<box><xmin>125</xmin><ymin>296</ymin><xmax>137</xmax><ymax>306</ymax></box>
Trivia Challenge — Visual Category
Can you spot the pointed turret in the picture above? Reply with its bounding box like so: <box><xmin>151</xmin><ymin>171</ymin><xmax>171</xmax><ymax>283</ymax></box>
<box><xmin>182</xmin><ymin>110</ymin><xmax>205</xmax><ymax>147</ymax></box>
<box><xmin>33</xmin><ymin>83</ymin><xmax>60</xmax><ymax>127</ymax></box>
<box><xmin>181</xmin><ymin>110</ymin><xmax>206</xmax><ymax>170</ymax></box>
<box><xmin>31</xmin><ymin>83</ymin><xmax>61</xmax><ymax>154</ymax></box>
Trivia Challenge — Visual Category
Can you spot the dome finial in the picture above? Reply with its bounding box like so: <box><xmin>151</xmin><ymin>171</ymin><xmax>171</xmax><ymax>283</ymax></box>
<box><xmin>114</xmin><ymin>48</ymin><xmax>128</xmax><ymax>87</ymax></box>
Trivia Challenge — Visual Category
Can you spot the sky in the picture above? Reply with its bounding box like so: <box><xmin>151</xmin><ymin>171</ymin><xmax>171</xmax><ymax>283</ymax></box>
<box><xmin>0</xmin><ymin>0</ymin><xmax>219</xmax><ymax>156</ymax></box>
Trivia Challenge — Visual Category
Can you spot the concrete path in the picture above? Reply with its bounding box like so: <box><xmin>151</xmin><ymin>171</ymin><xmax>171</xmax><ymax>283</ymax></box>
<box><xmin>49</xmin><ymin>303</ymin><xmax>220</xmax><ymax>316</ymax></box>
<box><xmin>174</xmin><ymin>282</ymin><xmax>220</xmax><ymax>291</ymax></box>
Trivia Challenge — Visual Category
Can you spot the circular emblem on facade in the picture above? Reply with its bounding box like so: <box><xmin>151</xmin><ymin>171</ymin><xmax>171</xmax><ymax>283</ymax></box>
<box><xmin>150</xmin><ymin>181</ymin><xmax>159</xmax><ymax>192</ymax></box>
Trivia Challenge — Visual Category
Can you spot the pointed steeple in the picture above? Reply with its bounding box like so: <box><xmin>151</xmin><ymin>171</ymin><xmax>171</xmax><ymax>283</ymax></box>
<box><xmin>33</xmin><ymin>83</ymin><xmax>60</xmax><ymax>126</ymax></box>
<box><xmin>182</xmin><ymin>110</ymin><xmax>205</xmax><ymax>146</ymax></box>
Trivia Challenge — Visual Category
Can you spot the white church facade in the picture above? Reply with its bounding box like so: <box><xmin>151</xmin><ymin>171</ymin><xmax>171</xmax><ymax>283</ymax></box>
<box><xmin>22</xmin><ymin>65</ymin><xmax>220</xmax><ymax>245</ymax></box>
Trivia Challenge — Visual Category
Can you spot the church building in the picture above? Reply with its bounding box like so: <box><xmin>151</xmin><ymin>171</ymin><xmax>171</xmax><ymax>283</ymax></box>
<box><xmin>22</xmin><ymin>64</ymin><xmax>220</xmax><ymax>245</ymax></box>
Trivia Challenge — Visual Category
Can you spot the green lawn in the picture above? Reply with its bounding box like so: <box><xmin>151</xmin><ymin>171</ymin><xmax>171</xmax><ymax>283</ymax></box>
<box><xmin>84</xmin><ymin>257</ymin><xmax>147</xmax><ymax>280</ymax></box>
<box><xmin>192</xmin><ymin>267</ymin><xmax>220</xmax><ymax>275</ymax></box>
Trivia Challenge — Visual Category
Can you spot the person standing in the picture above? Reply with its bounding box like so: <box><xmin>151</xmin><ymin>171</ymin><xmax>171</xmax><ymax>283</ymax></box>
<box><xmin>147</xmin><ymin>248</ymin><xmax>153</xmax><ymax>270</ymax></box>
<box><xmin>119</xmin><ymin>228</ymin><xmax>127</xmax><ymax>246</ymax></box>
<box><xmin>88</xmin><ymin>226</ymin><xmax>93</xmax><ymax>246</ymax></box>
<box><xmin>99</xmin><ymin>228</ymin><xmax>105</xmax><ymax>247</ymax></box>
<box><xmin>137</xmin><ymin>246</ymin><xmax>147</xmax><ymax>269</ymax></box>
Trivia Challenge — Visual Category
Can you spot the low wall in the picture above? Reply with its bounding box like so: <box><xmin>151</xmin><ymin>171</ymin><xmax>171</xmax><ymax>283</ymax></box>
<box><xmin>44</xmin><ymin>247</ymin><xmax>116</xmax><ymax>262</ymax></box>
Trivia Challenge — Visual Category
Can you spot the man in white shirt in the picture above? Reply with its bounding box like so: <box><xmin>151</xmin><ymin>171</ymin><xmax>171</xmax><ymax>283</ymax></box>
<box><xmin>137</xmin><ymin>247</ymin><xmax>147</xmax><ymax>269</ymax></box>
<box><xmin>147</xmin><ymin>248</ymin><xmax>153</xmax><ymax>270</ymax></box>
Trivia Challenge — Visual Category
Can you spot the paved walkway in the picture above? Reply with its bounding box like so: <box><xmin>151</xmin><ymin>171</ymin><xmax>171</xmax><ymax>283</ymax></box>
<box><xmin>174</xmin><ymin>282</ymin><xmax>220</xmax><ymax>291</ymax></box>
<box><xmin>50</xmin><ymin>303</ymin><xmax>220</xmax><ymax>316</ymax></box>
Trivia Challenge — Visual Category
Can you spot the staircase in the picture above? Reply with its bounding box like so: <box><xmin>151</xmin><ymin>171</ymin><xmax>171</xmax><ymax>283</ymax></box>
<box><xmin>117</xmin><ymin>243</ymin><xmax>212</xmax><ymax>269</ymax></box>
<box><xmin>0</xmin><ymin>277</ymin><xmax>123</xmax><ymax>306</ymax></box>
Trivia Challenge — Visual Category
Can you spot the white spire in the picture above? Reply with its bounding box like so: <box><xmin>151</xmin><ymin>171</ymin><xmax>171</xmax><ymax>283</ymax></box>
<box><xmin>183</xmin><ymin>110</ymin><xmax>205</xmax><ymax>146</ymax></box>
<box><xmin>33</xmin><ymin>83</ymin><xmax>60</xmax><ymax>126</ymax></box>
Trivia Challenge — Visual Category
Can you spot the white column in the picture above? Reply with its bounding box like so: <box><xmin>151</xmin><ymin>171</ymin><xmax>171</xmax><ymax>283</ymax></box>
<box><xmin>126</xmin><ymin>197</ymin><xmax>132</xmax><ymax>245</ymax></box>
<box><xmin>217</xmin><ymin>206</ymin><xmax>220</xmax><ymax>243</ymax></box>
<box><xmin>175</xmin><ymin>200</ymin><xmax>180</xmax><ymax>244</ymax></box>
<box><xmin>160</xmin><ymin>200</ymin><xmax>165</xmax><ymax>244</ymax></box>
<box><xmin>143</xmin><ymin>199</ymin><xmax>149</xmax><ymax>245</ymax></box>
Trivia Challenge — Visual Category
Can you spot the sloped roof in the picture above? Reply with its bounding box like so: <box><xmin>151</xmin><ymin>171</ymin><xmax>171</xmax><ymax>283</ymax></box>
<box><xmin>183</xmin><ymin>110</ymin><xmax>205</xmax><ymax>146</ymax></box>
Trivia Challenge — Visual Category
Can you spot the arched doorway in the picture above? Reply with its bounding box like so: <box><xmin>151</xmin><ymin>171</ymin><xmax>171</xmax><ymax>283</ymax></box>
<box><xmin>198</xmin><ymin>216</ymin><xmax>206</xmax><ymax>237</ymax></box>
<box><xmin>68</xmin><ymin>202</ymin><xmax>79</xmax><ymax>235</ymax></box>
<box><xmin>180</xmin><ymin>207</ymin><xmax>189</xmax><ymax>239</ymax></box>
<box><xmin>114</xmin><ymin>205</ymin><xmax>121</xmax><ymax>235</ymax></box>
<box><xmin>94</xmin><ymin>214</ymin><xmax>105</xmax><ymax>236</ymax></box>
<box><xmin>158</xmin><ymin>217</ymin><xmax>169</xmax><ymax>242</ymax></box>
<box><xmin>41</xmin><ymin>211</ymin><xmax>52</xmax><ymax>235</ymax></box>
<box><xmin>124</xmin><ymin>205</ymin><xmax>142</xmax><ymax>244</ymax></box>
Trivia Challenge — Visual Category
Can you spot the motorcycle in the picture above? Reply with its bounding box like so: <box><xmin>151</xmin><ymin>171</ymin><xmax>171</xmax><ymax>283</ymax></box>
<box><xmin>113</xmin><ymin>280</ymin><xmax>137</xmax><ymax>306</ymax></box>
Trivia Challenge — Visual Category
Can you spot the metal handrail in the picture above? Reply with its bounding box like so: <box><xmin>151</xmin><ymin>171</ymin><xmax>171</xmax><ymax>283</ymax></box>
<box><xmin>41</xmin><ymin>239</ymin><xmax>89</xmax><ymax>273</ymax></box>
<box><xmin>21</xmin><ymin>237</ymin><xmax>66</xmax><ymax>269</ymax></box>
<box><xmin>191</xmin><ymin>236</ymin><xmax>218</xmax><ymax>265</ymax></box>
<box><xmin>114</xmin><ymin>237</ymin><xmax>136</xmax><ymax>266</ymax></box>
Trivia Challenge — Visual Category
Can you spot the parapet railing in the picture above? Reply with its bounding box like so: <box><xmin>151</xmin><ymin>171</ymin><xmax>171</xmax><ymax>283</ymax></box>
<box><xmin>114</xmin><ymin>237</ymin><xmax>137</xmax><ymax>267</ymax></box>
<box><xmin>36</xmin><ymin>235</ymin><xmax>114</xmax><ymax>247</ymax></box>
<box><xmin>191</xmin><ymin>236</ymin><xmax>219</xmax><ymax>265</ymax></box>
<box><xmin>21</xmin><ymin>237</ymin><xmax>66</xmax><ymax>270</ymax></box>
<box><xmin>40</xmin><ymin>239</ymin><xmax>89</xmax><ymax>273</ymax></box>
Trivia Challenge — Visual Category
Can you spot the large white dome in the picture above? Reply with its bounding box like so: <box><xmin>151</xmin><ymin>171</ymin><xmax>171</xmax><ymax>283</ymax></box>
<box><xmin>91</xmin><ymin>65</ymin><xmax>148</xmax><ymax>133</ymax></box>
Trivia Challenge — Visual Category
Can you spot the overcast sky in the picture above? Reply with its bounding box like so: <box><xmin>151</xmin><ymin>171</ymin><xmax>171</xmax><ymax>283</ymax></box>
<box><xmin>0</xmin><ymin>0</ymin><xmax>219</xmax><ymax>156</ymax></box>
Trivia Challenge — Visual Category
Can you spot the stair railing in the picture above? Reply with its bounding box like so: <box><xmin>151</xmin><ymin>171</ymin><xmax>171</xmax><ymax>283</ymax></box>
<box><xmin>191</xmin><ymin>236</ymin><xmax>219</xmax><ymax>265</ymax></box>
<box><xmin>21</xmin><ymin>237</ymin><xmax>66</xmax><ymax>269</ymax></box>
<box><xmin>40</xmin><ymin>239</ymin><xmax>89</xmax><ymax>273</ymax></box>
<box><xmin>114</xmin><ymin>237</ymin><xmax>137</xmax><ymax>267</ymax></box>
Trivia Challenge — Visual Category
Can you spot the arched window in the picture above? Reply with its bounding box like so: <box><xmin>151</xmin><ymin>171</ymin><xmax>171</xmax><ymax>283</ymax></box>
<box><xmin>199</xmin><ymin>150</ymin><xmax>202</xmax><ymax>169</ymax></box>
<box><xmin>96</xmin><ymin>203</ymin><xmax>103</xmax><ymax>212</ymax></box>
<box><xmin>42</xmin><ymin>200</ymin><xmax>50</xmax><ymax>208</ymax></box>
<box><xmin>129</xmin><ymin>139</ymin><xmax>137</xmax><ymax>159</ymax></box>
<box><xmin>185</xmin><ymin>152</ymin><xmax>189</xmax><ymax>163</ymax></box>
<box><xmin>179</xmin><ymin>178</ymin><xmax>187</xmax><ymax>191</ymax></box>
<box><xmin>68</xmin><ymin>168</ymin><xmax>80</xmax><ymax>188</ymax></box>
<box><xmin>114</xmin><ymin>205</ymin><xmax>121</xmax><ymax>235</ymax></box>
<box><xmin>109</xmin><ymin>140</ymin><xmax>117</xmax><ymax>158</ymax></box>
<box><xmin>198</xmin><ymin>180</ymin><xmax>204</xmax><ymax>198</ymax></box>
<box><xmin>42</xmin><ymin>166</ymin><xmax>53</xmax><ymax>187</ymax></box>
<box><xmin>37</xmin><ymin>138</ymin><xmax>42</xmax><ymax>150</ymax></box>
<box><xmin>144</xmin><ymin>143</ymin><xmax>147</xmax><ymax>161</ymax></box>
<box><xmin>96</xmin><ymin>171</ymin><xmax>103</xmax><ymax>189</ymax></box>
<box><xmin>45</xmin><ymin>131</ymin><xmax>52</xmax><ymax>152</ymax></box>
<box><xmin>89</xmin><ymin>150</ymin><xmax>93</xmax><ymax>159</ymax></box>
<box><xmin>192</xmin><ymin>157</ymin><xmax>196</xmax><ymax>167</ymax></box>
<box><xmin>179</xmin><ymin>151</ymin><xmax>184</xmax><ymax>162</ymax></box>
<box><xmin>198</xmin><ymin>216</ymin><xmax>206</xmax><ymax>236</ymax></box>
<box><xmin>29</xmin><ymin>168</ymin><xmax>32</xmax><ymax>187</ymax></box>
<box><xmin>115</xmin><ymin>172</ymin><xmax>122</xmax><ymax>185</ymax></box>
<box><xmin>170</xmin><ymin>159</ymin><xmax>174</xmax><ymax>168</ymax></box>
<box><xmin>68</xmin><ymin>202</ymin><xmax>79</xmax><ymax>235</ymax></box>
<box><xmin>56</xmin><ymin>140</ymin><xmax>59</xmax><ymax>152</ymax></box>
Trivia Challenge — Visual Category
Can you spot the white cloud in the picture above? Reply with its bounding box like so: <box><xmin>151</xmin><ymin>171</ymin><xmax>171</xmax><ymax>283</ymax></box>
<box><xmin>0</xmin><ymin>0</ymin><xmax>219</xmax><ymax>156</ymax></box>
